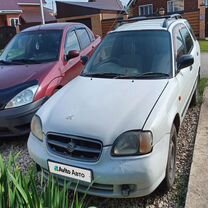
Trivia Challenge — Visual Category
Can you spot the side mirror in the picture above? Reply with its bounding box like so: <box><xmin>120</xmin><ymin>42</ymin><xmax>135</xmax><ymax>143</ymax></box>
<box><xmin>177</xmin><ymin>54</ymin><xmax>194</xmax><ymax>71</ymax></box>
<box><xmin>66</xmin><ymin>50</ymin><xmax>79</xmax><ymax>61</ymax></box>
<box><xmin>81</xmin><ymin>56</ymin><xmax>88</xmax><ymax>65</ymax></box>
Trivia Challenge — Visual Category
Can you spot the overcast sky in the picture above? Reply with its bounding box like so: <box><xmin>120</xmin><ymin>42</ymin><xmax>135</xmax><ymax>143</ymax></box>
<box><xmin>46</xmin><ymin>0</ymin><xmax>130</xmax><ymax>10</ymax></box>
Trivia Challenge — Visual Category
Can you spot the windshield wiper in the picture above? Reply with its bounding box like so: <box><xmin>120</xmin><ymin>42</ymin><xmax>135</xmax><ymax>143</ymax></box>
<box><xmin>82</xmin><ymin>72</ymin><xmax>124</xmax><ymax>78</ymax></box>
<box><xmin>0</xmin><ymin>60</ymin><xmax>13</xmax><ymax>65</ymax></box>
<box><xmin>9</xmin><ymin>59</ymin><xmax>41</xmax><ymax>64</ymax></box>
<box><xmin>115</xmin><ymin>72</ymin><xmax>170</xmax><ymax>79</ymax></box>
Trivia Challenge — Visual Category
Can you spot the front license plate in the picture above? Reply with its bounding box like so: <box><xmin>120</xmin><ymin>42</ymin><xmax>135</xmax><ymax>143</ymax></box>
<box><xmin>48</xmin><ymin>161</ymin><xmax>92</xmax><ymax>183</ymax></box>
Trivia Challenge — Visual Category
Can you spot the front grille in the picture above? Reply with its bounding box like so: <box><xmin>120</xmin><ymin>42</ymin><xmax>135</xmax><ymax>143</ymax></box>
<box><xmin>47</xmin><ymin>133</ymin><xmax>102</xmax><ymax>162</ymax></box>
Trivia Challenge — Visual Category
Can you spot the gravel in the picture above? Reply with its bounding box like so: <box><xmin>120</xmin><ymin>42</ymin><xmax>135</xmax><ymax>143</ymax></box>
<box><xmin>0</xmin><ymin>105</ymin><xmax>200</xmax><ymax>208</ymax></box>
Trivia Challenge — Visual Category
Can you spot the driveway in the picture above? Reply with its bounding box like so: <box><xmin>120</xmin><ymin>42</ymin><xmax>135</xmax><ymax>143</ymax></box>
<box><xmin>201</xmin><ymin>53</ymin><xmax>208</xmax><ymax>78</ymax></box>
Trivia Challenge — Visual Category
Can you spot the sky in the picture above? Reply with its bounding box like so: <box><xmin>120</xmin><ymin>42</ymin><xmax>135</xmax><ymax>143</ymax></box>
<box><xmin>46</xmin><ymin>0</ymin><xmax>130</xmax><ymax>10</ymax></box>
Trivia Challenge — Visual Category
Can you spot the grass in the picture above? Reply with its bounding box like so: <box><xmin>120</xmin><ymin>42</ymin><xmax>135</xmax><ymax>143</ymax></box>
<box><xmin>0</xmin><ymin>153</ymin><xmax>90</xmax><ymax>208</ymax></box>
<box><xmin>198</xmin><ymin>78</ymin><xmax>208</xmax><ymax>104</ymax></box>
<box><xmin>199</xmin><ymin>40</ymin><xmax>208</xmax><ymax>53</ymax></box>
<box><xmin>199</xmin><ymin>78</ymin><xmax>208</xmax><ymax>96</ymax></box>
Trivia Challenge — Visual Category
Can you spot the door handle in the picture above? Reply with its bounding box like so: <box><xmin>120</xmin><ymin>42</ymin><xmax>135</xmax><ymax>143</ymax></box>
<box><xmin>190</xmin><ymin>66</ymin><xmax>193</xmax><ymax>71</ymax></box>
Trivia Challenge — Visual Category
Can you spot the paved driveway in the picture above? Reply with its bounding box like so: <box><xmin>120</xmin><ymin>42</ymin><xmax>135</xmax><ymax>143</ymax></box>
<box><xmin>201</xmin><ymin>53</ymin><xmax>208</xmax><ymax>78</ymax></box>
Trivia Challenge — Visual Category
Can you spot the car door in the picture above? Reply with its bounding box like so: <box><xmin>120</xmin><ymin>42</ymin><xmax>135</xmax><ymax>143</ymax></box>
<box><xmin>180</xmin><ymin>23</ymin><xmax>200</xmax><ymax>86</ymax></box>
<box><xmin>173</xmin><ymin>24</ymin><xmax>193</xmax><ymax>119</ymax></box>
<box><xmin>60</xmin><ymin>30</ymin><xmax>83</xmax><ymax>86</ymax></box>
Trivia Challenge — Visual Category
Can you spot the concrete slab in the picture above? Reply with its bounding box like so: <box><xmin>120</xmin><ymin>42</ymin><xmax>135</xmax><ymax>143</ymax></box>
<box><xmin>201</xmin><ymin>53</ymin><xmax>208</xmax><ymax>78</ymax></box>
<box><xmin>185</xmin><ymin>88</ymin><xmax>208</xmax><ymax>208</ymax></box>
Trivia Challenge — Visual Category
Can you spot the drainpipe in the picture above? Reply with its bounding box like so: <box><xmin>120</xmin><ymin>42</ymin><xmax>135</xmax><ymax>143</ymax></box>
<box><xmin>199</xmin><ymin>0</ymin><xmax>206</xmax><ymax>39</ymax></box>
<box><xmin>40</xmin><ymin>0</ymin><xmax>45</xmax><ymax>24</ymax></box>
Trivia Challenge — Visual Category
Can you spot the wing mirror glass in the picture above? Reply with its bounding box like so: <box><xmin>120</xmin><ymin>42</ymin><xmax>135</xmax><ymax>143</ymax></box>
<box><xmin>66</xmin><ymin>50</ymin><xmax>80</xmax><ymax>61</ymax></box>
<box><xmin>177</xmin><ymin>54</ymin><xmax>194</xmax><ymax>71</ymax></box>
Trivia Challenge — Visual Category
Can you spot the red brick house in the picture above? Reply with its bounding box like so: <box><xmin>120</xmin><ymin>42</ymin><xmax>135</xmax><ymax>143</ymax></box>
<box><xmin>0</xmin><ymin>0</ymin><xmax>56</xmax><ymax>28</ymax></box>
<box><xmin>0</xmin><ymin>0</ymin><xmax>22</xmax><ymax>27</ymax></box>
<box><xmin>127</xmin><ymin>0</ymin><xmax>208</xmax><ymax>38</ymax></box>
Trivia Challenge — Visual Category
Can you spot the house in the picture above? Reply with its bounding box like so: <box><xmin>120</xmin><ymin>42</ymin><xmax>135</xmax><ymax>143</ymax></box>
<box><xmin>0</xmin><ymin>0</ymin><xmax>56</xmax><ymax>29</ymax></box>
<box><xmin>127</xmin><ymin>0</ymin><xmax>208</xmax><ymax>38</ymax></box>
<box><xmin>56</xmin><ymin>0</ymin><xmax>127</xmax><ymax>37</ymax></box>
<box><xmin>0</xmin><ymin>0</ymin><xmax>22</xmax><ymax>27</ymax></box>
<box><xmin>18</xmin><ymin>0</ymin><xmax>56</xmax><ymax>30</ymax></box>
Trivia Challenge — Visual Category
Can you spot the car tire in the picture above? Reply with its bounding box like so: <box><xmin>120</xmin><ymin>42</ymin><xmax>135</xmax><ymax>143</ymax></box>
<box><xmin>190</xmin><ymin>75</ymin><xmax>200</xmax><ymax>107</ymax></box>
<box><xmin>160</xmin><ymin>124</ymin><xmax>177</xmax><ymax>192</ymax></box>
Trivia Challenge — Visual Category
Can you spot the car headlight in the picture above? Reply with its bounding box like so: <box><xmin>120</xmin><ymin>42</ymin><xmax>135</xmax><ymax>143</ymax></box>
<box><xmin>112</xmin><ymin>131</ymin><xmax>153</xmax><ymax>156</ymax></box>
<box><xmin>5</xmin><ymin>85</ymin><xmax>38</xmax><ymax>109</ymax></box>
<box><xmin>31</xmin><ymin>115</ymin><xmax>44</xmax><ymax>141</ymax></box>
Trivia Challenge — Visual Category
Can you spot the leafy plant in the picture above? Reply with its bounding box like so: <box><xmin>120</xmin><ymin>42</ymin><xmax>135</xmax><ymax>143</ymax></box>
<box><xmin>0</xmin><ymin>154</ymin><xmax>92</xmax><ymax>208</ymax></box>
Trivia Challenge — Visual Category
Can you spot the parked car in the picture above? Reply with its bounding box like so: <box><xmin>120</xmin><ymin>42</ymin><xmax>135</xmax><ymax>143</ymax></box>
<box><xmin>28</xmin><ymin>15</ymin><xmax>200</xmax><ymax>198</ymax></box>
<box><xmin>0</xmin><ymin>23</ymin><xmax>101</xmax><ymax>138</ymax></box>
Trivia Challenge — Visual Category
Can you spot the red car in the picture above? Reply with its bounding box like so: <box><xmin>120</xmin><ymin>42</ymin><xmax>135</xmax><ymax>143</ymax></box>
<box><xmin>0</xmin><ymin>23</ymin><xmax>101</xmax><ymax>138</ymax></box>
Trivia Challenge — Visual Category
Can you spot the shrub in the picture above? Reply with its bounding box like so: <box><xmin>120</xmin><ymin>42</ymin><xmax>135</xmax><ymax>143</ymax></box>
<box><xmin>0</xmin><ymin>154</ymin><xmax>89</xmax><ymax>208</ymax></box>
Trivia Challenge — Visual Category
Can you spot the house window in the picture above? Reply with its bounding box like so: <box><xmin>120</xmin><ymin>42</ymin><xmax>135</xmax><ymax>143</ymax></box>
<box><xmin>167</xmin><ymin>0</ymin><xmax>184</xmax><ymax>13</ymax></box>
<box><xmin>10</xmin><ymin>18</ymin><xmax>19</xmax><ymax>27</ymax></box>
<box><xmin>205</xmin><ymin>0</ymin><xmax>208</xmax><ymax>7</ymax></box>
<box><xmin>139</xmin><ymin>4</ymin><xmax>153</xmax><ymax>16</ymax></box>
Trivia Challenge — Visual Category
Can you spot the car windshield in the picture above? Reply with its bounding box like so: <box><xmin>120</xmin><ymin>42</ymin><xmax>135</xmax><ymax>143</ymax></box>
<box><xmin>82</xmin><ymin>30</ymin><xmax>172</xmax><ymax>79</ymax></box>
<box><xmin>0</xmin><ymin>30</ymin><xmax>62</xmax><ymax>65</ymax></box>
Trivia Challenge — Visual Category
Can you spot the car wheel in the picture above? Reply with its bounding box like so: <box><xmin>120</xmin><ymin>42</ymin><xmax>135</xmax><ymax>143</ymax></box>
<box><xmin>160</xmin><ymin>125</ymin><xmax>177</xmax><ymax>191</ymax></box>
<box><xmin>190</xmin><ymin>75</ymin><xmax>200</xmax><ymax>107</ymax></box>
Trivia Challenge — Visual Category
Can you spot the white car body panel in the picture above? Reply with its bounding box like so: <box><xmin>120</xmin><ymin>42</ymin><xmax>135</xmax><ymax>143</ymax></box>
<box><xmin>38</xmin><ymin>76</ymin><xmax>168</xmax><ymax>146</ymax></box>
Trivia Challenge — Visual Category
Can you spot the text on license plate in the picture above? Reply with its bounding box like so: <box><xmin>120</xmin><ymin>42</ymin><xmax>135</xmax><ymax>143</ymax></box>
<box><xmin>48</xmin><ymin>161</ymin><xmax>92</xmax><ymax>183</ymax></box>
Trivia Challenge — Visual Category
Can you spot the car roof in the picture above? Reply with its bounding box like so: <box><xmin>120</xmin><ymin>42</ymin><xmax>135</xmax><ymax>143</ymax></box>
<box><xmin>113</xmin><ymin>15</ymin><xmax>186</xmax><ymax>33</ymax></box>
<box><xmin>22</xmin><ymin>22</ymin><xmax>85</xmax><ymax>32</ymax></box>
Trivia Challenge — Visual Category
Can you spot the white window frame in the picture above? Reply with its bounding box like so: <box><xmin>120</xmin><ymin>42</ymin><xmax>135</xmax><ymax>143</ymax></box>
<box><xmin>9</xmin><ymin>18</ymin><xmax>20</xmax><ymax>27</ymax></box>
<box><xmin>167</xmin><ymin>0</ymin><xmax>184</xmax><ymax>13</ymax></box>
<box><xmin>139</xmin><ymin>4</ymin><xmax>153</xmax><ymax>16</ymax></box>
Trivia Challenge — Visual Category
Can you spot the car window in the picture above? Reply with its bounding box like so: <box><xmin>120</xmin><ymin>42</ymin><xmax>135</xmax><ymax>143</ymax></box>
<box><xmin>173</xmin><ymin>26</ymin><xmax>186</xmax><ymax>59</ymax></box>
<box><xmin>76</xmin><ymin>29</ymin><xmax>91</xmax><ymax>49</ymax></box>
<box><xmin>86</xmin><ymin>28</ymin><xmax>95</xmax><ymax>42</ymax></box>
<box><xmin>185</xmin><ymin>21</ymin><xmax>197</xmax><ymax>41</ymax></box>
<box><xmin>180</xmin><ymin>26</ymin><xmax>194</xmax><ymax>54</ymax></box>
<box><xmin>1</xmin><ymin>30</ymin><xmax>62</xmax><ymax>64</ymax></box>
<box><xmin>83</xmin><ymin>30</ymin><xmax>172</xmax><ymax>78</ymax></box>
<box><xmin>64</xmin><ymin>31</ymin><xmax>80</xmax><ymax>54</ymax></box>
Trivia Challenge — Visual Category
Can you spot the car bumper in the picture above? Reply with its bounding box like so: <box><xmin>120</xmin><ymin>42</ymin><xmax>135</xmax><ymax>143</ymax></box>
<box><xmin>28</xmin><ymin>133</ymin><xmax>170</xmax><ymax>198</ymax></box>
<box><xmin>0</xmin><ymin>98</ymin><xmax>47</xmax><ymax>138</ymax></box>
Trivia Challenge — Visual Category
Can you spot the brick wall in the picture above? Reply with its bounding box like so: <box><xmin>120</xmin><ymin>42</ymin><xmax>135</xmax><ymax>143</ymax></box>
<box><xmin>128</xmin><ymin>0</ymin><xmax>200</xmax><ymax>37</ymax></box>
<box><xmin>129</xmin><ymin>0</ymin><xmax>199</xmax><ymax>17</ymax></box>
<box><xmin>183</xmin><ymin>11</ymin><xmax>200</xmax><ymax>37</ymax></box>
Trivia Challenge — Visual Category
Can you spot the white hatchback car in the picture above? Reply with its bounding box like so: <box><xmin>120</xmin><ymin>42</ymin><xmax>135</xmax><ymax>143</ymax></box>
<box><xmin>28</xmin><ymin>15</ymin><xmax>200</xmax><ymax>198</ymax></box>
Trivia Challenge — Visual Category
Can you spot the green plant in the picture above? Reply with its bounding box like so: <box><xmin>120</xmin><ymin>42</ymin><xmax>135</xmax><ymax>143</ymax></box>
<box><xmin>199</xmin><ymin>78</ymin><xmax>208</xmax><ymax>96</ymax></box>
<box><xmin>199</xmin><ymin>40</ymin><xmax>208</xmax><ymax>53</ymax></box>
<box><xmin>0</xmin><ymin>154</ymin><xmax>90</xmax><ymax>208</ymax></box>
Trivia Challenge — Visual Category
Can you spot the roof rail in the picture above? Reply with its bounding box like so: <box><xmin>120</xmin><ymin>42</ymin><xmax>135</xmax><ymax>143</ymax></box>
<box><xmin>162</xmin><ymin>14</ymin><xmax>183</xmax><ymax>27</ymax></box>
<box><xmin>118</xmin><ymin>14</ymin><xmax>183</xmax><ymax>28</ymax></box>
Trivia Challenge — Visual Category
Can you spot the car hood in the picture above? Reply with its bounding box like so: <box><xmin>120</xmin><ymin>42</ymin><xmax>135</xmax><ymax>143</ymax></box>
<box><xmin>0</xmin><ymin>62</ymin><xmax>57</xmax><ymax>109</ymax></box>
<box><xmin>39</xmin><ymin>76</ymin><xmax>168</xmax><ymax>146</ymax></box>
<box><xmin>0</xmin><ymin>62</ymin><xmax>57</xmax><ymax>90</ymax></box>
